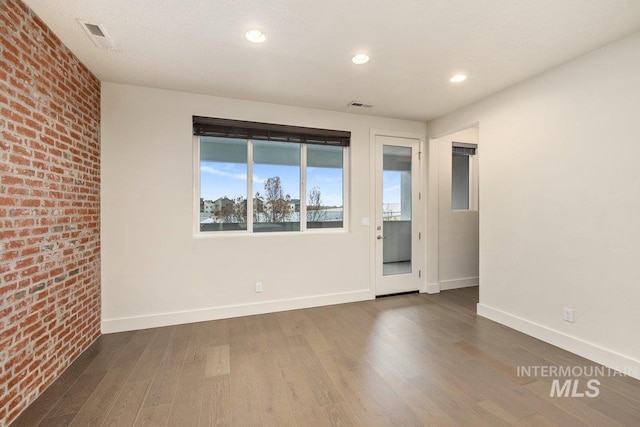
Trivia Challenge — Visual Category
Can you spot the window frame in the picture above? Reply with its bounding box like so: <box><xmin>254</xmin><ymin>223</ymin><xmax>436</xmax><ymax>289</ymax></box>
<box><xmin>194</xmin><ymin>135</ymin><xmax>349</xmax><ymax>236</ymax></box>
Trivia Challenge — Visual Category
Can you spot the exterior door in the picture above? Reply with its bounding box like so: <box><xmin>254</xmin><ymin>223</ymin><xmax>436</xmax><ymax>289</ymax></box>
<box><xmin>375</xmin><ymin>135</ymin><xmax>422</xmax><ymax>296</ymax></box>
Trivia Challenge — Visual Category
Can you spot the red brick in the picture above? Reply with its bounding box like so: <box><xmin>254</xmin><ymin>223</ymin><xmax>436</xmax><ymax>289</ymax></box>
<box><xmin>9</xmin><ymin>75</ymin><xmax>30</xmax><ymax>92</ymax></box>
<box><xmin>8</xmin><ymin>154</ymin><xmax>30</xmax><ymax>167</ymax></box>
<box><xmin>15</xmin><ymin>125</ymin><xmax>36</xmax><ymax>139</ymax></box>
<box><xmin>24</xmin><ymin>117</ymin><xmax>43</xmax><ymax>132</ymax></box>
<box><xmin>0</xmin><ymin>197</ymin><xmax>19</xmax><ymax>206</ymax></box>
<box><xmin>1</xmin><ymin>250</ymin><xmax>20</xmax><ymax>262</ymax></box>
<box><xmin>12</xmin><ymin>142</ymin><xmax>32</xmax><ymax>156</ymax></box>
<box><xmin>20</xmin><ymin>266</ymin><xmax>39</xmax><ymax>277</ymax></box>
<box><xmin>15</xmin><ymin>258</ymin><xmax>35</xmax><ymax>270</ymax></box>
<box><xmin>0</xmin><ymin>229</ymin><xmax>17</xmax><ymax>239</ymax></box>
<box><xmin>14</xmin><ymin>218</ymin><xmax>35</xmax><ymax>227</ymax></box>
<box><xmin>2</xmin><ymin>175</ymin><xmax>24</xmax><ymax>186</ymax></box>
<box><xmin>1</xmin><ymin>50</ymin><xmax>23</xmax><ymax>71</ymax></box>
<box><xmin>1</xmin><ymin>107</ymin><xmax>24</xmax><ymax>124</ymax></box>
<box><xmin>21</xmin><ymin>199</ymin><xmax>41</xmax><ymax>207</ymax></box>
<box><xmin>10</xmin><ymin>100</ymin><xmax>32</xmax><ymax>118</ymax></box>
<box><xmin>1</xmin><ymin>0</ymin><xmax>100</xmax><ymax>424</ymax></box>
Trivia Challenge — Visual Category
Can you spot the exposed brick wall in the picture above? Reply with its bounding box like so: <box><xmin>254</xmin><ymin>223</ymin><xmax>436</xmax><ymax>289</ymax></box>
<box><xmin>0</xmin><ymin>0</ymin><xmax>101</xmax><ymax>425</ymax></box>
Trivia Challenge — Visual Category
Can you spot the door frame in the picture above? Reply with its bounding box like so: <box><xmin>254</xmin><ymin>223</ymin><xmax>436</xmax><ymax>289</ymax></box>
<box><xmin>426</xmin><ymin>122</ymin><xmax>480</xmax><ymax>294</ymax></box>
<box><xmin>369</xmin><ymin>129</ymin><xmax>426</xmax><ymax>296</ymax></box>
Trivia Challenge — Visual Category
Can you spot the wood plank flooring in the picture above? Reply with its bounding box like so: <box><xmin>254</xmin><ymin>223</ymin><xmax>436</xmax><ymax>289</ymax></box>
<box><xmin>11</xmin><ymin>288</ymin><xmax>640</xmax><ymax>426</ymax></box>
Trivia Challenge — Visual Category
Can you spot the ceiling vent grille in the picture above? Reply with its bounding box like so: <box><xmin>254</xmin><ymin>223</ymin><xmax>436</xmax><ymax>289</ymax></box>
<box><xmin>85</xmin><ymin>24</ymin><xmax>105</xmax><ymax>37</ymax></box>
<box><xmin>78</xmin><ymin>20</ymin><xmax>116</xmax><ymax>50</ymax></box>
<box><xmin>347</xmin><ymin>101</ymin><xmax>373</xmax><ymax>109</ymax></box>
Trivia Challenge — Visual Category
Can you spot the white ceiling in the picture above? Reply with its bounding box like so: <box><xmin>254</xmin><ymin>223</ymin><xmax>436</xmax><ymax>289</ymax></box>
<box><xmin>23</xmin><ymin>0</ymin><xmax>640</xmax><ymax>121</ymax></box>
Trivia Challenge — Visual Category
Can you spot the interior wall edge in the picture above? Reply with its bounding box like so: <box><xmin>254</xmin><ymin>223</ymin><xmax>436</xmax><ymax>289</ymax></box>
<box><xmin>425</xmin><ymin>283</ymin><xmax>441</xmax><ymax>294</ymax></box>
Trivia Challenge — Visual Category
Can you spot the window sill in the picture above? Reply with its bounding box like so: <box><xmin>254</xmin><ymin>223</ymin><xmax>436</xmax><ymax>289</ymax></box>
<box><xmin>193</xmin><ymin>228</ymin><xmax>349</xmax><ymax>239</ymax></box>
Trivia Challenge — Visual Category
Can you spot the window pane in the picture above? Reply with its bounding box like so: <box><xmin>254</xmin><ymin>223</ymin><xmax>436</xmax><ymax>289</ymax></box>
<box><xmin>307</xmin><ymin>145</ymin><xmax>343</xmax><ymax>229</ymax></box>
<box><xmin>200</xmin><ymin>137</ymin><xmax>248</xmax><ymax>232</ymax></box>
<box><xmin>253</xmin><ymin>140</ymin><xmax>300</xmax><ymax>232</ymax></box>
<box><xmin>452</xmin><ymin>153</ymin><xmax>470</xmax><ymax>210</ymax></box>
<box><xmin>382</xmin><ymin>146</ymin><xmax>412</xmax><ymax>221</ymax></box>
<box><xmin>382</xmin><ymin>145</ymin><xmax>412</xmax><ymax>276</ymax></box>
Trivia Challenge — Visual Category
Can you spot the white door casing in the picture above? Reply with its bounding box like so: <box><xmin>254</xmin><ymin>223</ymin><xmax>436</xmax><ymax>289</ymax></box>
<box><xmin>374</xmin><ymin>133</ymin><xmax>423</xmax><ymax>296</ymax></box>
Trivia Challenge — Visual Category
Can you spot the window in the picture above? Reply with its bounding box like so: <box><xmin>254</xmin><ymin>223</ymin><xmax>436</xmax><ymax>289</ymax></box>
<box><xmin>195</xmin><ymin>117</ymin><xmax>349</xmax><ymax>233</ymax></box>
<box><xmin>451</xmin><ymin>142</ymin><xmax>477</xmax><ymax>210</ymax></box>
<box><xmin>199</xmin><ymin>138</ymin><xmax>248</xmax><ymax>231</ymax></box>
<box><xmin>306</xmin><ymin>144</ymin><xmax>344</xmax><ymax>229</ymax></box>
<box><xmin>253</xmin><ymin>140</ymin><xmax>300</xmax><ymax>232</ymax></box>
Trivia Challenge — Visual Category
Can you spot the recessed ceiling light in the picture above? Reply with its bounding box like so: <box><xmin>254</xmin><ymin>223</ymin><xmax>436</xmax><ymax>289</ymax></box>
<box><xmin>450</xmin><ymin>74</ymin><xmax>468</xmax><ymax>83</ymax></box>
<box><xmin>245</xmin><ymin>30</ymin><xmax>265</xmax><ymax>43</ymax></box>
<box><xmin>352</xmin><ymin>54</ymin><xmax>370</xmax><ymax>65</ymax></box>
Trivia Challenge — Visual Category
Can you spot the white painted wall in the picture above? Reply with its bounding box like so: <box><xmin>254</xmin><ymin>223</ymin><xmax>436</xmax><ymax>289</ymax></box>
<box><xmin>428</xmin><ymin>32</ymin><xmax>640</xmax><ymax>376</ymax></box>
<box><xmin>437</xmin><ymin>128</ymin><xmax>479</xmax><ymax>289</ymax></box>
<box><xmin>101</xmin><ymin>82</ymin><xmax>425</xmax><ymax>332</ymax></box>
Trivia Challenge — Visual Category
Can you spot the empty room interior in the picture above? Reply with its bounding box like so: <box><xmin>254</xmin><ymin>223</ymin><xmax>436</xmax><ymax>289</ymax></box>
<box><xmin>2</xmin><ymin>0</ymin><xmax>640</xmax><ymax>425</ymax></box>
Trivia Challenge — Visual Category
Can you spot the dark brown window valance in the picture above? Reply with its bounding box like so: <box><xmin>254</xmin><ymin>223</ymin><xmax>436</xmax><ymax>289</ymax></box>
<box><xmin>452</xmin><ymin>142</ymin><xmax>477</xmax><ymax>156</ymax></box>
<box><xmin>193</xmin><ymin>116</ymin><xmax>350</xmax><ymax>147</ymax></box>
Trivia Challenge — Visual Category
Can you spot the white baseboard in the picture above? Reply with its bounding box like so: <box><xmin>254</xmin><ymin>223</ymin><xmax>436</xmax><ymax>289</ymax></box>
<box><xmin>477</xmin><ymin>303</ymin><xmax>640</xmax><ymax>381</ymax></box>
<box><xmin>102</xmin><ymin>290</ymin><xmax>373</xmax><ymax>333</ymax></box>
<box><xmin>439</xmin><ymin>277</ymin><xmax>479</xmax><ymax>291</ymax></box>
<box><xmin>424</xmin><ymin>277</ymin><xmax>479</xmax><ymax>294</ymax></box>
<box><xmin>425</xmin><ymin>283</ymin><xmax>441</xmax><ymax>294</ymax></box>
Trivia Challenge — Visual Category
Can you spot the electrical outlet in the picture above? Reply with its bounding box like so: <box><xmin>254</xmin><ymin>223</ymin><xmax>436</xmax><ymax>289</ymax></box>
<box><xmin>562</xmin><ymin>307</ymin><xmax>574</xmax><ymax>323</ymax></box>
<box><xmin>255</xmin><ymin>282</ymin><xmax>263</xmax><ymax>293</ymax></box>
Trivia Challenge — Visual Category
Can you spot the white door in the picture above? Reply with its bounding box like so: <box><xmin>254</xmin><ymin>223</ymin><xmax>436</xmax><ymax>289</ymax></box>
<box><xmin>375</xmin><ymin>135</ymin><xmax>422</xmax><ymax>296</ymax></box>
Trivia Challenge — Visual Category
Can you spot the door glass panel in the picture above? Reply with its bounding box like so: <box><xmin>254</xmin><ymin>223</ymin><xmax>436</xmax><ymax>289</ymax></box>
<box><xmin>382</xmin><ymin>145</ymin><xmax>412</xmax><ymax>276</ymax></box>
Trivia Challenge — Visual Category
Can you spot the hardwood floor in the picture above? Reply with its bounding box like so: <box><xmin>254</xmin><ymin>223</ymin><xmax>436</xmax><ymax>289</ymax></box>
<box><xmin>12</xmin><ymin>288</ymin><xmax>640</xmax><ymax>426</ymax></box>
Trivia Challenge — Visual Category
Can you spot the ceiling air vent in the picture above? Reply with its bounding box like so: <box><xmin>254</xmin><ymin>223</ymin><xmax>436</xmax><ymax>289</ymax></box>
<box><xmin>78</xmin><ymin>20</ymin><xmax>116</xmax><ymax>50</ymax></box>
<box><xmin>348</xmin><ymin>101</ymin><xmax>373</xmax><ymax>109</ymax></box>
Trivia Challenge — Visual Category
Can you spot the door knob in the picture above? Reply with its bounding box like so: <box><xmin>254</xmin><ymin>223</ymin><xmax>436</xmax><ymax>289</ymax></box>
<box><xmin>377</xmin><ymin>235</ymin><xmax>385</xmax><ymax>240</ymax></box>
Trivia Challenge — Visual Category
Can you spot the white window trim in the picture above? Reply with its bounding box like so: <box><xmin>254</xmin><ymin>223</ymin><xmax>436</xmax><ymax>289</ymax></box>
<box><xmin>469</xmin><ymin>153</ymin><xmax>479</xmax><ymax>211</ymax></box>
<box><xmin>300</xmin><ymin>144</ymin><xmax>307</xmax><ymax>232</ymax></box>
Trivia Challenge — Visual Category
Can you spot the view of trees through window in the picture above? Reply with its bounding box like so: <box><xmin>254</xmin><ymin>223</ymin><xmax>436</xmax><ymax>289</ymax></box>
<box><xmin>306</xmin><ymin>144</ymin><xmax>343</xmax><ymax>229</ymax></box>
<box><xmin>199</xmin><ymin>137</ymin><xmax>344</xmax><ymax>232</ymax></box>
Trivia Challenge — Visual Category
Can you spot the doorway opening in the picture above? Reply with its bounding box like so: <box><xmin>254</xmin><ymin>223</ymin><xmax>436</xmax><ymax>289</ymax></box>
<box><xmin>427</xmin><ymin>125</ymin><xmax>479</xmax><ymax>294</ymax></box>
